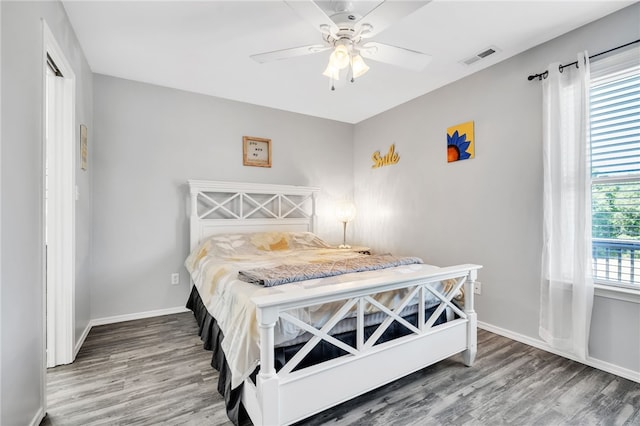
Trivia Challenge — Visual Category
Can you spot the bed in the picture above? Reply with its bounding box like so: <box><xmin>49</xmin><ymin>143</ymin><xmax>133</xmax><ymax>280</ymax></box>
<box><xmin>185</xmin><ymin>179</ymin><xmax>482</xmax><ymax>425</ymax></box>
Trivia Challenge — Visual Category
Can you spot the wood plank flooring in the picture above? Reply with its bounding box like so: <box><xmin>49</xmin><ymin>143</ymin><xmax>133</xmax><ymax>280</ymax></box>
<box><xmin>43</xmin><ymin>312</ymin><xmax>640</xmax><ymax>426</ymax></box>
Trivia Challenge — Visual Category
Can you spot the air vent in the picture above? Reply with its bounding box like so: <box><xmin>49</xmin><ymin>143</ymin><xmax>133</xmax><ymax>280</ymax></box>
<box><xmin>461</xmin><ymin>45</ymin><xmax>501</xmax><ymax>66</ymax></box>
<box><xmin>477</xmin><ymin>48</ymin><xmax>496</xmax><ymax>58</ymax></box>
<box><xmin>463</xmin><ymin>56</ymin><xmax>481</xmax><ymax>66</ymax></box>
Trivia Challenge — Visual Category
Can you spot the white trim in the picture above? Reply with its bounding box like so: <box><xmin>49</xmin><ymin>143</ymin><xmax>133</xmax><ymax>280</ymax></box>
<box><xmin>43</xmin><ymin>20</ymin><xmax>76</xmax><ymax>369</ymax></box>
<box><xmin>594</xmin><ymin>283</ymin><xmax>640</xmax><ymax>303</ymax></box>
<box><xmin>72</xmin><ymin>307</ymin><xmax>191</xmax><ymax>357</ymax></box>
<box><xmin>28</xmin><ymin>407</ymin><xmax>45</xmax><ymax>426</ymax></box>
<box><xmin>478</xmin><ymin>321</ymin><xmax>640</xmax><ymax>383</ymax></box>
<box><xmin>74</xmin><ymin>322</ymin><xmax>92</xmax><ymax>358</ymax></box>
<box><xmin>0</xmin><ymin>2</ymin><xmax>3</xmax><ymax>421</ymax></box>
<box><xmin>90</xmin><ymin>306</ymin><xmax>190</xmax><ymax>327</ymax></box>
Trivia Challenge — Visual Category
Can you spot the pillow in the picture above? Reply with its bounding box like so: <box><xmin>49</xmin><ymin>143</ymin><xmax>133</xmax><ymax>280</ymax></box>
<box><xmin>288</xmin><ymin>232</ymin><xmax>332</xmax><ymax>250</ymax></box>
<box><xmin>249</xmin><ymin>231</ymin><xmax>331</xmax><ymax>251</ymax></box>
<box><xmin>184</xmin><ymin>233</ymin><xmax>256</xmax><ymax>272</ymax></box>
<box><xmin>185</xmin><ymin>231</ymin><xmax>332</xmax><ymax>270</ymax></box>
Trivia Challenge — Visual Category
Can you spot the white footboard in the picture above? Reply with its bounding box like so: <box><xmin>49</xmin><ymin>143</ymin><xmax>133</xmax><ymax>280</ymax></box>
<box><xmin>248</xmin><ymin>264</ymin><xmax>482</xmax><ymax>426</ymax></box>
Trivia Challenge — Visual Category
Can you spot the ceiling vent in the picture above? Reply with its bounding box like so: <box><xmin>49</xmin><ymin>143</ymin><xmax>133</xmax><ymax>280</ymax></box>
<box><xmin>461</xmin><ymin>46</ymin><xmax>501</xmax><ymax>66</ymax></box>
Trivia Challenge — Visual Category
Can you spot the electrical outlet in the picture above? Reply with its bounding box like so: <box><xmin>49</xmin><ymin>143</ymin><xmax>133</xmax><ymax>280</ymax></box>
<box><xmin>474</xmin><ymin>281</ymin><xmax>482</xmax><ymax>295</ymax></box>
<box><xmin>171</xmin><ymin>273</ymin><xmax>180</xmax><ymax>285</ymax></box>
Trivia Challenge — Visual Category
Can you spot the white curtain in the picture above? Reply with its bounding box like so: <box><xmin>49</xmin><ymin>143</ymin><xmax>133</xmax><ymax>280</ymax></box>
<box><xmin>540</xmin><ymin>51</ymin><xmax>594</xmax><ymax>360</ymax></box>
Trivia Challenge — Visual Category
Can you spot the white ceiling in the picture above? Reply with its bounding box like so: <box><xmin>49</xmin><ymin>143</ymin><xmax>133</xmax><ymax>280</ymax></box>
<box><xmin>62</xmin><ymin>0</ymin><xmax>635</xmax><ymax>124</ymax></box>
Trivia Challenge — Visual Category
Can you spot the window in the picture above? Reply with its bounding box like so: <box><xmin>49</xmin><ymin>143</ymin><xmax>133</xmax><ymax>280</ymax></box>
<box><xmin>590</xmin><ymin>45</ymin><xmax>640</xmax><ymax>288</ymax></box>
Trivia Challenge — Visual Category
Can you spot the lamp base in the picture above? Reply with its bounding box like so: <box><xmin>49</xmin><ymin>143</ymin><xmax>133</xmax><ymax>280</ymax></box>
<box><xmin>338</xmin><ymin>244</ymin><xmax>352</xmax><ymax>249</ymax></box>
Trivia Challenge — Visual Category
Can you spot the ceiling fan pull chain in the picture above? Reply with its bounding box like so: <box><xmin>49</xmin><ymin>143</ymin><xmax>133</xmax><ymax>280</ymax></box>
<box><xmin>349</xmin><ymin>52</ymin><xmax>354</xmax><ymax>83</ymax></box>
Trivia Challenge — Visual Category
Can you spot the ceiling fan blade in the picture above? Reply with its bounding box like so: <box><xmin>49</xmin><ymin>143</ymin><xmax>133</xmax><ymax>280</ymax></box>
<box><xmin>251</xmin><ymin>44</ymin><xmax>330</xmax><ymax>63</ymax></box>
<box><xmin>283</xmin><ymin>0</ymin><xmax>339</xmax><ymax>35</ymax></box>
<box><xmin>356</xmin><ymin>0</ymin><xmax>431</xmax><ymax>38</ymax></box>
<box><xmin>359</xmin><ymin>42</ymin><xmax>432</xmax><ymax>71</ymax></box>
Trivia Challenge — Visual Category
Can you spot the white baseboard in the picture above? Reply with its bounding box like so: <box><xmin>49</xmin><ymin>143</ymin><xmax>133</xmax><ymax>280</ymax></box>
<box><xmin>67</xmin><ymin>307</ymin><xmax>190</xmax><ymax>366</ymax></box>
<box><xmin>90</xmin><ymin>306</ymin><xmax>190</xmax><ymax>327</ymax></box>
<box><xmin>74</xmin><ymin>322</ymin><xmax>92</xmax><ymax>359</ymax></box>
<box><xmin>478</xmin><ymin>321</ymin><xmax>640</xmax><ymax>384</ymax></box>
<box><xmin>29</xmin><ymin>407</ymin><xmax>45</xmax><ymax>426</ymax></box>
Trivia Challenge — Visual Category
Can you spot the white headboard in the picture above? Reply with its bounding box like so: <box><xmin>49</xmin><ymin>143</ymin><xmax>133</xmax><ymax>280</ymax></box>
<box><xmin>187</xmin><ymin>180</ymin><xmax>320</xmax><ymax>250</ymax></box>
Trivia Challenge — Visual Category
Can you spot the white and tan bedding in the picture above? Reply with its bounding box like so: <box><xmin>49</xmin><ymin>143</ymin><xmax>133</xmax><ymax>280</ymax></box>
<box><xmin>185</xmin><ymin>231</ymin><xmax>456</xmax><ymax>389</ymax></box>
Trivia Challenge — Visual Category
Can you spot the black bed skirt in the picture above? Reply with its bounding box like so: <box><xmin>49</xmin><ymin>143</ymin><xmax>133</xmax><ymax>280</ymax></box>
<box><xmin>186</xmin><ymin>286</ymin><xmax>246</xmax><ymax>423</ymax></box>
<box><xmin>186</xmin><ymin>286</ymin><xmax>449</xmax><ymax>425</ymax></box>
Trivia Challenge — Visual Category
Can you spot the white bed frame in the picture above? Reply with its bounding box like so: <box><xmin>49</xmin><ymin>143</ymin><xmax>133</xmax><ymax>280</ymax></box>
<box><xmin>188</xmin><ymin>180</ymin><xmax>482</xmax><ymax>426</ymax></box>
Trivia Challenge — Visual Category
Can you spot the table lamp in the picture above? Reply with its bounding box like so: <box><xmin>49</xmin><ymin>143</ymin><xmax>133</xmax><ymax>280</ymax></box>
<box><xmin>336</xmin><ymin>201</ymin><xmax>356</xmax><ymax>249</ymax></box>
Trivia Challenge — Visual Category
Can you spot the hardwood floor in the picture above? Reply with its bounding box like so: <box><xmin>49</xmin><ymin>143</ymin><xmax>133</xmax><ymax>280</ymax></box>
<box><xmin>44</xmin><ymin>312</ymin><xmax>640</xmax><ymax>426</ymax></box>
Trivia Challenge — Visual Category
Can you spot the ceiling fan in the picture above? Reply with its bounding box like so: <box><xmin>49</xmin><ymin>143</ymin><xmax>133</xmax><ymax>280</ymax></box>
<box><xmin>250</xmin><ymin>0</ymin><xmax>432</xmax><ymax>90</ymax></box>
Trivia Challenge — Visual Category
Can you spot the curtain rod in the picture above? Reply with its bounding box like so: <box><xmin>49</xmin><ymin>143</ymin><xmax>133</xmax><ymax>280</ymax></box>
<box><xmin>527</xmin><ymin>38</ymin><xmax>640</xmax><ymax>81</ymax></box>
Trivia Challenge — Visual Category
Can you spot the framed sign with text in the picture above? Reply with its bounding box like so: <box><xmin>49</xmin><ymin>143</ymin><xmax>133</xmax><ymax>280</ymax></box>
<box><xmin>80</xmin><ymin>124</ymin><xmax>88</xmax><ymax>171</ymax></box>
<box><xmin>243</xmin><ymin>136</ymin><xmax>272</xmax><ymax>168</ymax></box>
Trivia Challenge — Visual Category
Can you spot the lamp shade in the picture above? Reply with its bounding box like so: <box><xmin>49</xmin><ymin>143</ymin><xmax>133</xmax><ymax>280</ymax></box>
<box><xmin>351</xmin><ymin>54</ymin><xmax>370</xmax><ymax>78</ymax></box>
<box><xmin>322</xmin><ymin>63</ymin><xmax>340</xmax><ymax>80</ymax></box>
<box><xmin>336</xmin><ymin>201</ymin><xmax>356</xmax><ymax>223</ymax></box>
<box><xmin>329</xmin><ymin>44</ymin><xmax>350</xmax><ymax>70</ymax></box>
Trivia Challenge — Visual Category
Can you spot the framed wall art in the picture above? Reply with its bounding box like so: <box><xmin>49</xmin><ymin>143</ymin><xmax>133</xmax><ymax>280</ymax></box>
<box><xmin>243</xmin><ymin>136</ymin><xmax>272</xmax><ymax>168</ymax></box>
<box><xmin>80</xmin><ymin>124</ymin><xmax>88</xmax><ymax>171</ymax></box>
<box><xmin>447</xmin><ymin>121</ymin><xmax>474</xmax><ymax>163</ymax></box>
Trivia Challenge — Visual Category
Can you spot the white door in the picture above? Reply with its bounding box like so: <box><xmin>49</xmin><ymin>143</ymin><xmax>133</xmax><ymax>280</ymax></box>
<box><xmin>43</xmin><ymin>23</ymin><xmax>76</xmax><ymax>369</ymax></box>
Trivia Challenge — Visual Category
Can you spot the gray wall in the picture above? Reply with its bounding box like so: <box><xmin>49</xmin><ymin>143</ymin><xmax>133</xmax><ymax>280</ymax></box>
<box><xmin>91</xmin><ymin>75</ymin><xmax>354</xmax><ymax>319</ymax></box>
<box><xmin>1</xmin><ymin>2</ymin><xmax>637</xmax><ymax>423</ymax></box>
<box><xmin>1</xmin><ymin>1</ymin><xmax>93</xmax><ymax>424</ymax></box>
<box><xmin>352</xmin><ymin>4</ymin><xmax>640</xmax><ymax>373</ymax></box>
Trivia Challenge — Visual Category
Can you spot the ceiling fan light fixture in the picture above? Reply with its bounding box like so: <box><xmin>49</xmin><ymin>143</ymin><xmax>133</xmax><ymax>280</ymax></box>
<box><xmin>322</xmin><ymin>63</ymin><xmax>340</xmax><ymax>81</ymax></box>
<box><xmin>329</xmin><ymin>44</ymin><xmax>350</xmax><ymax>69</ymax></box>
<box><xmin>252</xmin><ymin>0</ymin><xmax>434</xmax><ymax>91</ymax></box>
<box><xmin>351</xmin><ymin>54</ymin><xmax>369</xmax><ymax>79</ymax></box>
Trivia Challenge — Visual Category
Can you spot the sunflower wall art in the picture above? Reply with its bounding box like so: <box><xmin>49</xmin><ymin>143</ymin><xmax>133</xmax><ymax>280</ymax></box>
<box><xmin>447</xmin><ymin>121</ymin><xmax>474</xmax><ymax>163</ymax></box>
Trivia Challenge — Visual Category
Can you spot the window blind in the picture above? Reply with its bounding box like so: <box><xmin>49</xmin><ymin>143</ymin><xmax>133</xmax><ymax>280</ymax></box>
<box><xmin>590</xmin><ymin>73</ymin><xmax>640</xmax><ymax>178</ymax></box>
<box><xmin>590</xmin><ymin>46</ymin><xmax>640</xmax><ymax>287</ymax></box>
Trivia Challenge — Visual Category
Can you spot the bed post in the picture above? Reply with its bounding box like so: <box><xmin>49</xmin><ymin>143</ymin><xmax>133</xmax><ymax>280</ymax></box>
<box><xmin>462</xmin><ymin>269</ymin><xmax>478</xmax><ymax>367</ymax></box>
<box><xmin>256</xmin><ymin>307</ymin><xmax>280</xmax><ymax>426</ymax></box>
<box><xmin>311</xmin><ymin>191</ymin><xmax>318</xmax><ymax>233</ymax></box>
<box><xmin>188</xmin><ymin>184</ymin><xmax>199</xmax><ymax>251</ymax></box>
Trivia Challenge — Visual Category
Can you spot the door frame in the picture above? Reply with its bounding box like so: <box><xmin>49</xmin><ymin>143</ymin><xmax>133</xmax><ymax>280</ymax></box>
<box><xmin>42</xmin><ymin>20</ymin><xmax>76</xmax><ymax>373</ymax></box>
<box><xmin>0</xmin><ymin>2</ymin><xmax>3</xmax><ymax>422</ymax></box>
